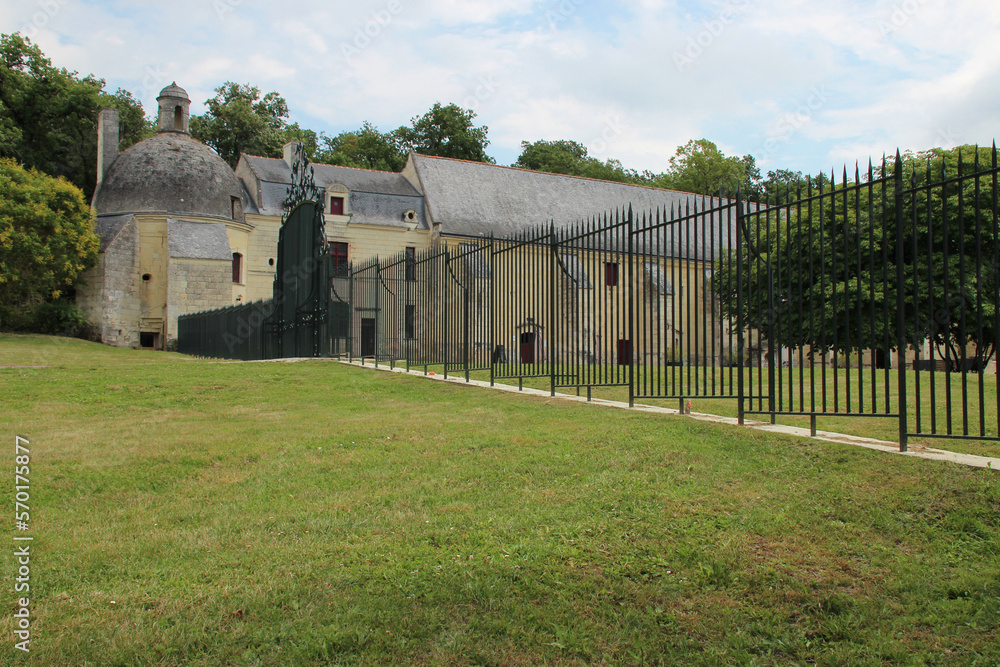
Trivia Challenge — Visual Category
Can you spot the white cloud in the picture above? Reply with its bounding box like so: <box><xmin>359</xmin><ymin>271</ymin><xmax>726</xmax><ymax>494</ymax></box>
<box><xmin>2</xmin><ymin>0</ymin><xmax>998</xmax><ymax>175</ymax></box>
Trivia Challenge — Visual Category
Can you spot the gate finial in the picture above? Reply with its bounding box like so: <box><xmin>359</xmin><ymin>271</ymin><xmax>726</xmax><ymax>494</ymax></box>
<box><xmin>282</xmin><ymin>143</ymin><xmax>322</xmax><ymax>222</ymax></box>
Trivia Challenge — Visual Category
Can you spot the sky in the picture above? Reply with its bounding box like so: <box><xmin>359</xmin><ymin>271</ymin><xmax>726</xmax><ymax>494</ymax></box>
<box><xmin>3</xmin><ymin>0</ymin><xmax>999</xmax><ymax>177</ymax></box>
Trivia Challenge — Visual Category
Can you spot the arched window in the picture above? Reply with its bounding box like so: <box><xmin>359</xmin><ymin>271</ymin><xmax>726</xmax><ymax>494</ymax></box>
<box><xmin>232</xmin><ymin>253</ymin><xmax>243</xmax><ymax>284</ymax></box>
<box><xmin>174</xmin><ymin>105</ymin><xmax>183</xmax><ymax>131</ymax></box>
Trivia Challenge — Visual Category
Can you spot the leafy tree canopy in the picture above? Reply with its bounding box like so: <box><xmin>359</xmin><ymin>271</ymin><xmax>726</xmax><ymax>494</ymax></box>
<box><xmin>0</xmin><ymin>33</ymin><xmax>151</xmax><ymax>201</ymax></box>
<box><xmin>713</xmin><ymin>145</ymin><xmax>997</xmax><ymax>368</ymax></box>
<box><xmin>0</xmin><ymin>158</ymin><xmax>98</xmax><ymax>308</ymax></box>
<box><xmin>315</xmin><ymin>121</ymin><xmax>407</xmax><ymax>172</ymax></box>
<box><xmin>281</xmin><ymin>123</ymin><xmax>318</xmax><ymax>162</ymax></box>
<box><xmin>652</xmin><ymin>139</ymin><xmax>760</xmax><ymax>196</ymax></box>
<box><xmin>395</xmin><ymin>103</ymin><xmax>493</xmax><ymax>163</ymax></box>
<box><xmin>190</xmin><ymin>82</ymin><xmax>291</xmax><ymax>168</ymax></box>
<box><xmin>514</xmin><ymin>139</ymin><xmax>649</xmax><ymax>185</ymax></box>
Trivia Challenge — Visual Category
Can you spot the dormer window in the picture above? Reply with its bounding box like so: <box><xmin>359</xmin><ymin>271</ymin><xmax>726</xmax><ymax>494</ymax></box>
<box><xmin>231</xmin><ymin>196</ymin><xmax>239</xmax><ymax>220</ymax></box>
<box><xmin>330</xmin><ymin>196</ymin><xmax>345</xmax><ymax>216</ymax></box>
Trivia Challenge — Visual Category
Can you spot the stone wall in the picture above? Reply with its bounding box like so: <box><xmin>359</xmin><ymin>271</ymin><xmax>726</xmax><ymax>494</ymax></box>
<box><xmin>244</xmin><ymin>214</ymin><xmax>280</xmax><ymax>301</ymax></box>
<box><xmin>76</xmin><ymin>217</ymin><xmax>142</xmax><ymax>347</ymax></box>
<box><xmin>167</xmin><ymin>258</ymin><xmax>231</xmax><ymax>343</ymax></box>
<box><xmin>326</xmin><ymin>219</ymin><xmax>432</xmax><ymax>268</ymax></box>
<box><xmin>75</xmin><ymin>259</ymin><xmax>104</xmax><ymax>329</ymax></box>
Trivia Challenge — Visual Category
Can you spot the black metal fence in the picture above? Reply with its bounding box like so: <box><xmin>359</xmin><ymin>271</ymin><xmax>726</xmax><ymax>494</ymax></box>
<box><xmin>178</xmin><ymin>147</ymin><xmax>1000</xmax><ymax>449</ymax></box>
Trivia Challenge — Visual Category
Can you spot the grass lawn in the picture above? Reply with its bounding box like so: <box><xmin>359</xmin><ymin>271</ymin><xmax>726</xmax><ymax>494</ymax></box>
<box><xmin>440</xmin><ymin>364</ymin><xmax>1000</xmax><ymax>459</ymax></box>
<box><xmin>1</xmin><ymin>334</ymin><xmax>999</xmax><ymax>665</ymax></box>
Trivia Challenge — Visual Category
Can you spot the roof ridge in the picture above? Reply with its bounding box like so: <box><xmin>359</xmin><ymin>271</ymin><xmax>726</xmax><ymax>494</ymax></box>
<box><xmin>411</xmin><ymin>153</ymin><xmax>703</xmax><ymax>198</ymax></box>
<box><xmin>244</xmin><ymin>154</ymin><xmax>403</xmax><ymax>176</ymax></box>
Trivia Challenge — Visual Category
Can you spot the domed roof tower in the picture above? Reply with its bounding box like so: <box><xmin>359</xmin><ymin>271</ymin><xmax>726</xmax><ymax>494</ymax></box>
<box><xmin>92</xmin><ymin>83</ymin><xmax>245</xmax><ymax>222</ymax></box>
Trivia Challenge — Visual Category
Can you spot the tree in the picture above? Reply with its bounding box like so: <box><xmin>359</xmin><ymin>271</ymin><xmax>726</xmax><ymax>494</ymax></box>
<box><xmin>515</xmin><ymin>139</ymin><xmax>589</xmax><ymax>174</ymax></box>
<box><xmin>0</xmin><ymin>158</ymin><xmax>98</xmax><ymax>311</ymax></box>
<box><xmin>653</xmin><ymin>139</ymin><xmax>759</xmax><ymax>196</ymax></box>
<box><xmin>106</xmin><ymin>88</ymin><xmax>155</xmax><ymax>150</ymax></box>
<box><xmin>395</xmin><ymin>103</ymin><xmax>493</xmax><ymax>163</ymax></box>
<box><xmin>189</xmin><ymin>82</ymin><xmax>290</xmax><ymax>167</ymax></box>
<box><xmin>315</xmin><ymin>121</ymin><xmax>407</xmax><ymax>171</ymax></box>
<box><xmin>712</xmin><ymin>145</ymin><xmax>998</xmax><ymax>369</ymax></box>
<box><xmin>0</xmin><ymin>33</ymin><xmax>150</xmax><ymax>201</ymax></box>
<box><xmin>514</xmin><ymin>139</ymin><xmax>652</xmax><ymax>184</ymax></box>
<box><xmin>282</xmin><ymin>122</ymin><xmax>319</xmax><ymax>161</ymax></box>
<box><xmin>755</xmin><ymin>168</ymin><xmax>832</xmax><ymax>202</ymax></box>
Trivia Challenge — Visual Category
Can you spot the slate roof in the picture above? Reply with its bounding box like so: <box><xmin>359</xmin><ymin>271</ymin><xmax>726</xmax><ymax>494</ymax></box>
<box><xmin>351</xmin><ymin>192</ymin><xmax>425</xmax><ymax>230</ymax></box>
<box><xmin>94</xmin><ymin>133</ymin><xmax>246</xmax><ymax>221</ymax></box>
<box><xmin>167</xmin><ymin>219</ymin><xmax>232</xmax><ymax>260</ymax></box>
<box><xmin>94</xmin><ymin>214</ymin><xmax>134</xmax><ymax>252</ymax></box>
<box><xmin>241</xmin><ymin>155</ymin><xmax>425</xmax><ymax>227</ymax></box>
<box><xmin>409</xmin><ymin>154</ymin><xmax>737</xmax><ymax>260</ymax></box>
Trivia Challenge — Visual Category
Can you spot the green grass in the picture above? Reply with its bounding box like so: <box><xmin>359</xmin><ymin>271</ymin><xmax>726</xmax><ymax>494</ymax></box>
<box><xmin>2</xmin><ymin>334</ymin><xmax>999</xmax><ymax>665</ymax></box>
<box><xmin>431</xmin><ymin>363</ymin><xmax>1000</xmax><ymax>459</ymax></box>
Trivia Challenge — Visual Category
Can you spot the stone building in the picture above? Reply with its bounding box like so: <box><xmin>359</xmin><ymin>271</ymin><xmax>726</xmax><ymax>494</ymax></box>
<box><xmin>77</xmin><ymin>83</ymin><xmax>251</xmax><ymax>349</ymax></box>
<box><xmin>78</xmin><ymin>83</ymin><xmax>720</xmax><ymax>352</ymax></box>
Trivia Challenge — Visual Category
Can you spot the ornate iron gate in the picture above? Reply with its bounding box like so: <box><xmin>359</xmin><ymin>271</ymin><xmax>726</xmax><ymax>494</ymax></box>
<box><xmin>266</xmin><ymin>200</ymin><xmax>330</xmax><ymax>359</ymax></box>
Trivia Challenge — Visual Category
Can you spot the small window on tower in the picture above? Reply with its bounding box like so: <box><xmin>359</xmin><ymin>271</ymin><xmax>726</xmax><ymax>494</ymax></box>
<box><xmin>231</xmin><ymin>196</ymin><xmax>239</xmax><ymax>220</ymax></box>
<box><xmin>330</xmin><ymin>196</ymin><xmax>345</xmax><ymax>216</ymax></box>
<box><xmin>174</xmin><ymin>105</ymin><xmax>183</xmax><ymax>131</ymax></box>
<box><xmin>232</xmin><ymin>252</ymin><xmax>243</xmax><ymax>284</ymax></box>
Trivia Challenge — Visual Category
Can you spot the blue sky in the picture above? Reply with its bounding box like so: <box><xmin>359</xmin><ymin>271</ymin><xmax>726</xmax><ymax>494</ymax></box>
<box><xmin>3</xmin><ymin>0</ymin><xmax>998</xmax><ymax>177</ymax></box>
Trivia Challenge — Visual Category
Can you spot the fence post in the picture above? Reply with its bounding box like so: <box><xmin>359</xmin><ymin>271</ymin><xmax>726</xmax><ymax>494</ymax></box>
<box><xmin>894</xmin><ymin>151</ymin><xmax>908</xmax><ymax>452</ymax></box>
<box><xmin>348</xmin><ymin>265</ymin><xmax>354</xmax><ymax>363</ymax></box>
<box><xmin>627</xmin><ymin>205</ymin><xmax>635</xmax><ymax>408</ymax></box>
<box><xmin>549</xmin><ymin>221</ymin><xmax>557</xmax><ymax>397</ymax></box>
<box><xmin>464</xmin><ymin>286</ymin><xmax>471</xmax><ymax>383</ymax></box>
<box><xmin>736</xmin><ymin>191</ymin><xmax>745</xmax><ymax>426</ymax></box>
<box><xmin>766</xmin><ymin>202</ymin><xmax>776</xmax><ymax>424</ymax></box>
<box><xmin>489</xmin><ymin>233</ymin><xmax>496</xmax><ymax>387</ymax></box>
